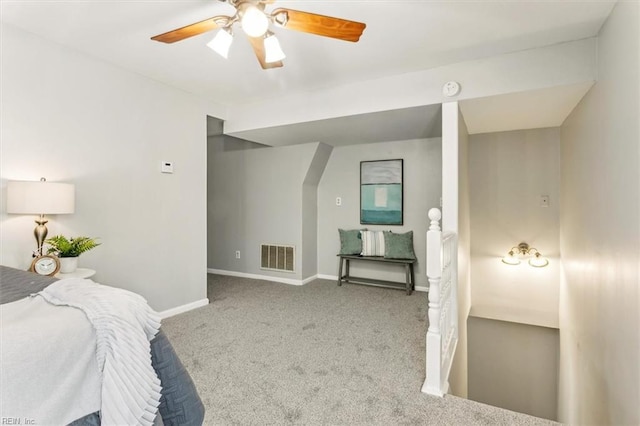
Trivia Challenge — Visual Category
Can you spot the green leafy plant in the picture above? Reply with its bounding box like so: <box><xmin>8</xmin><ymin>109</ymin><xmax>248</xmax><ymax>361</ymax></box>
<box><xmin>45</xmin><ymin>235</ymin><xmax>101</xmax><ymax>258</ymax></box>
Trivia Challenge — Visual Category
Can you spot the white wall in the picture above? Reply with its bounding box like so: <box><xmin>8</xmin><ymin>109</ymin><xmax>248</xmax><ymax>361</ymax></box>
<box><xmin>441</xmin><ymin>102</ymin><xmax>471</xmax><ymax>398</ymax></box>
<box><xmin>0</xmin><ymin>25</ymin><xmax>219</xmax><ymax>311</ymax></box>
<box><xmin>317</xmin><ymin>138</ymin><xmax>442</xmax><ymax>286</ymax></box>
<box><xmin>225</xmin><ymin>39</ymin><xmax>596</xmax><ymax>135</ymax></box>
<box><xmin>469</xmin><ymin>128</ymin><xmax>560</xmax><ymax>328</ymax></box>
<box><xmin>558</xmin><ymin>2</ymin><xmax>639</xmax><ymax>424</ymax></box>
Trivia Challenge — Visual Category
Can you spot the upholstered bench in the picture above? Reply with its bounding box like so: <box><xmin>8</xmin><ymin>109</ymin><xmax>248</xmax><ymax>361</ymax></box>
<box><xmin>337</xmin><ymin>254</ymin><xmax>416</xmax><ymax>295</ymax></box>
<box><xmin>337</xmin><ymin>228</ymin><xmax>417</xmax><ymax>295</ymax></box>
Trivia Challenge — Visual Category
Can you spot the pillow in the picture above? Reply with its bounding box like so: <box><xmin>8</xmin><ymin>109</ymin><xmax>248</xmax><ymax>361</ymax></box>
<box><xmin>383</xmin><ymin>231</ymin><xmax>416</xmax><ymax>260</ymax></box>
<box><xmin>361</xmin><ymin>230</ymin><xmax>385</xmax><ymax>257</ymax></box>
<box><xmin>338</xmin><ymin>229</ymin><xmax>364</xmax><ymax>255</ymax></box>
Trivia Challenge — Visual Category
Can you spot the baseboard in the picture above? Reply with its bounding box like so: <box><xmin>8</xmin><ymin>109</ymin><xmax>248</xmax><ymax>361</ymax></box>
<box><xmin>207</xmin><ymin>269</ymin><xmax>429</xmax><ymax>292</ymax></box>
<box><xmin>317</xmin><ymin>274</ymin><xmax>338</xmax><ymax>281</ymax></box>
<box><xmin>301</xmin><ymin>275</ymin><xmax>319</xmax><ymax>285</ymax></box>
<box><xmin>208</xmin><ymin>268</ymin><xmax>315</xmax><ymax>286</ymax></box>
<box><xmin>158</xmin><ymin>298</ymin><xmax>209</xmax><ymax>319</ymax></box>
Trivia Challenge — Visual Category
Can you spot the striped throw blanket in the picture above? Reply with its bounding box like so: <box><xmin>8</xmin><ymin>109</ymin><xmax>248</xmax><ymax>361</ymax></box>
<box><xmin>36</xmin><ymin>278</ymin><xmax>162</xmax><ymax>426</ymax></box>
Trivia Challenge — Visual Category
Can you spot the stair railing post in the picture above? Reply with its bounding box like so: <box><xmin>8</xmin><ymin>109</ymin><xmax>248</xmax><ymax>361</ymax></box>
<box><xmin>423</xmin><ymin>208</ymin><xmax>443</xmax><ymax>396</ymax></box>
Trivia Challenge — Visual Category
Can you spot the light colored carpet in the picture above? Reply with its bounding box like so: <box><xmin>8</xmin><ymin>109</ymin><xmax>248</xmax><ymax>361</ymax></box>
<box><xmin>161</xmin><ymin>274</ymin><xmax>557</xmax><ymax>425</ymax></box>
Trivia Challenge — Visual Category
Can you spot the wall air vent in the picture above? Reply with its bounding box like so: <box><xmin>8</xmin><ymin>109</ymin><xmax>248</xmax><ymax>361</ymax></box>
<box><xmin>260</xmin><ymin>244</ymin><xmax>295</xmax><ymax>273</ymax></box>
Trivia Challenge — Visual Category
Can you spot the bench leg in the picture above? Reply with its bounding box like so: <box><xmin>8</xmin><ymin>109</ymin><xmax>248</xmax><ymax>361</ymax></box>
<box><xmin>337</xmin><ymin>257</ymin><xmax>344</xmax><ymax>286</ymax></box>
<box><xmin>405</xmin><ymin>264</ymin><xmax>412</xmax><ymax>295</ymax></box>
<box><xmin>410</xmin><ymin>264</ymin><xmax>415</xmax><ymax>292</ymax></box>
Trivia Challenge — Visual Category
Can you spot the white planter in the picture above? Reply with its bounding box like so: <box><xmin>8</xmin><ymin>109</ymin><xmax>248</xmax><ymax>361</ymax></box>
<box><xmin>59</xmin><ymin>257</ymin><xmax>79</xmax><ymax>274</ymax></box>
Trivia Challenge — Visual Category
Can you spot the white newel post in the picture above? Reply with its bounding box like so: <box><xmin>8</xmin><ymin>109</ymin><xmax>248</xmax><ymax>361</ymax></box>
<box><xmin>423</xmin><ymin>208</ymin><xmax>443</xmax><ymax>396</ymax></box>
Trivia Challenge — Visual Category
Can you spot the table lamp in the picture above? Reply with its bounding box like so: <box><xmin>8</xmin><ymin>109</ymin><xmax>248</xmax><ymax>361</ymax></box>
<box><xmin>7</xmin><ymin>177</ymin><xmax>75</xmax><ymax>256</ymax></box>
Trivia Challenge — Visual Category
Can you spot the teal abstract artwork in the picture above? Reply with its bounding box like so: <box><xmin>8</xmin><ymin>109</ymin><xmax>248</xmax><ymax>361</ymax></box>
<box><xmin>360</xmin><ymin>159</ymin><xmax>403</xmax><ymax>225</ymax></box>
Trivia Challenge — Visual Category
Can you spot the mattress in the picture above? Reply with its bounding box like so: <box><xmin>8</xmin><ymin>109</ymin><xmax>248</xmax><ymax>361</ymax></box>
<box><xmin>0</xmin><ymin>265</ymin><xmax>205</xmax><ymax>425</ymax></box>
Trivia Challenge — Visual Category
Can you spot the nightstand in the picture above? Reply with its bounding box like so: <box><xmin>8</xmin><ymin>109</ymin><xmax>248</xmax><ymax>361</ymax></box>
<box><xmin>55</xmin><ymin>268</ymin><xmax>96</xmax><ymax>279</ymax></box>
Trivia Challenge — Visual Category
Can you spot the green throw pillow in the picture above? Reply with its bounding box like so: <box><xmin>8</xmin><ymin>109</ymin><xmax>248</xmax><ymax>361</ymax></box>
<box><xmin>338</xmin><ymin>229</ymin><xmax>364</xmax><ymax>255</ymax></box>
<box><xmin>383</xmin><ymin>231</ymin><xmax>416</xmax><ymax>260</ymax></box>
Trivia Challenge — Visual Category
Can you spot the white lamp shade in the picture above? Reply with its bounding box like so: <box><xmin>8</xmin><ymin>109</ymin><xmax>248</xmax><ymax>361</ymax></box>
<box><xmin>7</xmin><ymin>180</ymin><xmax>75</xmax><ymax>214</ymax></box>
<box><xmin>207</xmin><ymin>29</ymin><xmax>233</xmax><ymax>59</ymax></box>
<box><xmin>264</xmin><ymin>34</ymin><xmax>286</xmax><ymax>63</ymax></box>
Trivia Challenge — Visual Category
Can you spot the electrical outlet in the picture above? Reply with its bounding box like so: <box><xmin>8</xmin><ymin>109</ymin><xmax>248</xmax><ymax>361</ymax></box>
<box><xmin>336</xmin><ymin>197</ymin><xmax>342</xmax><ymax>206</ymax></box>
<box><xmin>235</xmin><ymin>250</ymin><xmax>241</xmax><ymax>259</ymax></box>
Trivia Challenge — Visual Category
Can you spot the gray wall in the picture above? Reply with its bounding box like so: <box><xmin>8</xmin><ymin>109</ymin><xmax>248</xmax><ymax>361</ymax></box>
<box><xmin>207</xmin><ymin>138</ymin><xmax>330</xmax><ymax>280</ymax></box>
<box><xmin>317</xmin><ymin>138</ymin><xmax>442</xmax><ymax>286</ymax></box>
<box><xmin>468</xmin><ymin>316</ymin><xmax>559</xmax><ymax>421</ymax></box>
<box><xmin>558</xmin><ymin>1</ymin><xmax>639</xmax><ymax>424</ymax></box>
<box><xmin>302</xmin><ymin>144</ymin><xmax>334</xmax><ymax>279</ymax></box>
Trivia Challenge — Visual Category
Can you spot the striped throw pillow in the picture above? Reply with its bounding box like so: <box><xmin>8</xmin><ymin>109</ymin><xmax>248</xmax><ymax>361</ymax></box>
<box><xmin>361</xmin><ymin>230</ymin><xmax>385</xmax><ymax>256</ymax></box>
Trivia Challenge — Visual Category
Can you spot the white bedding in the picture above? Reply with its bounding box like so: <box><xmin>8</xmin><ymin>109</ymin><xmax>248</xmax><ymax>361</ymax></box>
<box><xmin>0</xmin><ymin>278</ymin><xmax>162</xmax><ymax>425</ymax></box>
<box><xmin>1</xmin><ymin>294</ymin><xmax>102</xmax><ymax>425</ymax></box>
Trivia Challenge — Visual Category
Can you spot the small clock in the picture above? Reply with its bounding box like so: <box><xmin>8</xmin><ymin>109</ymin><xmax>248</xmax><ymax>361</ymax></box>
<box><xmin>30</xmin><ymin>255</ymin><xmax>61</xmax><ymax>276</ymax></box>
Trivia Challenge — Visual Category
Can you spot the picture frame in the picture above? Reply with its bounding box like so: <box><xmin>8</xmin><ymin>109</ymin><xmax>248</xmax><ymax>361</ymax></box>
<box><xmin>360</xmin><ymin>159</ymin><xmax>403</xmax><ymax>225</ymax></box>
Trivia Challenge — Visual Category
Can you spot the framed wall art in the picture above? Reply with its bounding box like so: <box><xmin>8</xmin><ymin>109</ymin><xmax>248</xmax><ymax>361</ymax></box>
<box><xmin>360</xmin><ymin>159</ymin><xmax>403</xmax><ymax>225</ymax></box>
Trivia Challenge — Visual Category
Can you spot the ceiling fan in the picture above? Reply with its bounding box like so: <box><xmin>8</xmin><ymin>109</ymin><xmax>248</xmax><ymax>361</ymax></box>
<box><xmin>151</xmin><ymin>0</ymin><xmax>366</xmax><ymax>70</ymax></box>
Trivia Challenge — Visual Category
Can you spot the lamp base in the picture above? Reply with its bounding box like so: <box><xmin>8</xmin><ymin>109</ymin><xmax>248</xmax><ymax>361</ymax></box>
<box><xmin>34</xmin><ymin>215</ymin><xmax>48</xmax><ymax>257</ymax></box>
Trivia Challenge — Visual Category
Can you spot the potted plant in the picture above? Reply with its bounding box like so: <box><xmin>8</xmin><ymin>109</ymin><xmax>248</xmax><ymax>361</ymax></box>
<box><xmin>45</xmin><ymin>235</ymin><xmax>101</xmax><ymax>273</ymax></box>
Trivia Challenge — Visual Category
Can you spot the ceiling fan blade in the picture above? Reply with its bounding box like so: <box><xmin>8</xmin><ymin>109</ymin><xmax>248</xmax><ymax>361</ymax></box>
<box><xmin>271</xmin><ymin>8</ymin><xmax>366</xmax><ymax>42</ymax></box>
<box><xmin>247</xmin><ymin>36</ymin><xmax>283</xmax><ymax>70</ymax></box>
<box><xmin>151</xmin><ymin>16</ymin><xmax>224</xmax><ymax>43</ymax></box>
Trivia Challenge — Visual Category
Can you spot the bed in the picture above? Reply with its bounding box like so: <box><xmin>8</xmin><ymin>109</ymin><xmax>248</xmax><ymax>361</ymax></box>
<box><xmin>0</xmin><ymin>265</ymin><xmax>205</xmax><ymax>425</ymax></box>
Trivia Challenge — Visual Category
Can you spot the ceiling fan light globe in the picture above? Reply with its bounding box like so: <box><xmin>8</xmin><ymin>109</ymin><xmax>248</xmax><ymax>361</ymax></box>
<box><xmin>207</xmin><ymin>29</ymin><xmax>233</xmax><ymax>59</ymax></box>
<box><xmin>264</xmin><ymin>34</ymin><xmax>286</xmax><ymax>63</ymax></box>
<box><xmin>241</xmin><ymin>6</ymin><xmax>269</xmax><ymax>37</ymax></box>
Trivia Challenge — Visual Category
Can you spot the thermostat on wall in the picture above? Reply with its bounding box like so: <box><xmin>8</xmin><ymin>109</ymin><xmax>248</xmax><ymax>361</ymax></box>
<box><xmin>161</xmin><ymin>161</ymin><xmax>174</xmax><ymax>174</ymax></box>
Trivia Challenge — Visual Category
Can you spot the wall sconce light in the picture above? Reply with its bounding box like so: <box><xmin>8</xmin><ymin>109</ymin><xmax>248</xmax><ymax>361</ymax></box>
<box><xmin>7</xmin><ymin>177</ymin><xmax>75</xmax><ymax>256</ymax></box>
<box><xmin>501</xmin><ymin>242</ymin><xmax>549</xmax><ymax>268</ymax></box>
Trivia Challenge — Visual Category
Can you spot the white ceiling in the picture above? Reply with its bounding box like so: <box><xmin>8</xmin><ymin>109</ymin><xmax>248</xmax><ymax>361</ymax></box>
<box><xmin>1</xmin><ymin>0</ymin><xmax>616</xmax><ymax>145</ymax></box>
<box><xmin>460</xmin><ymin>82</ymin><xmax>595</xmax><ymax>135</ymax></box>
